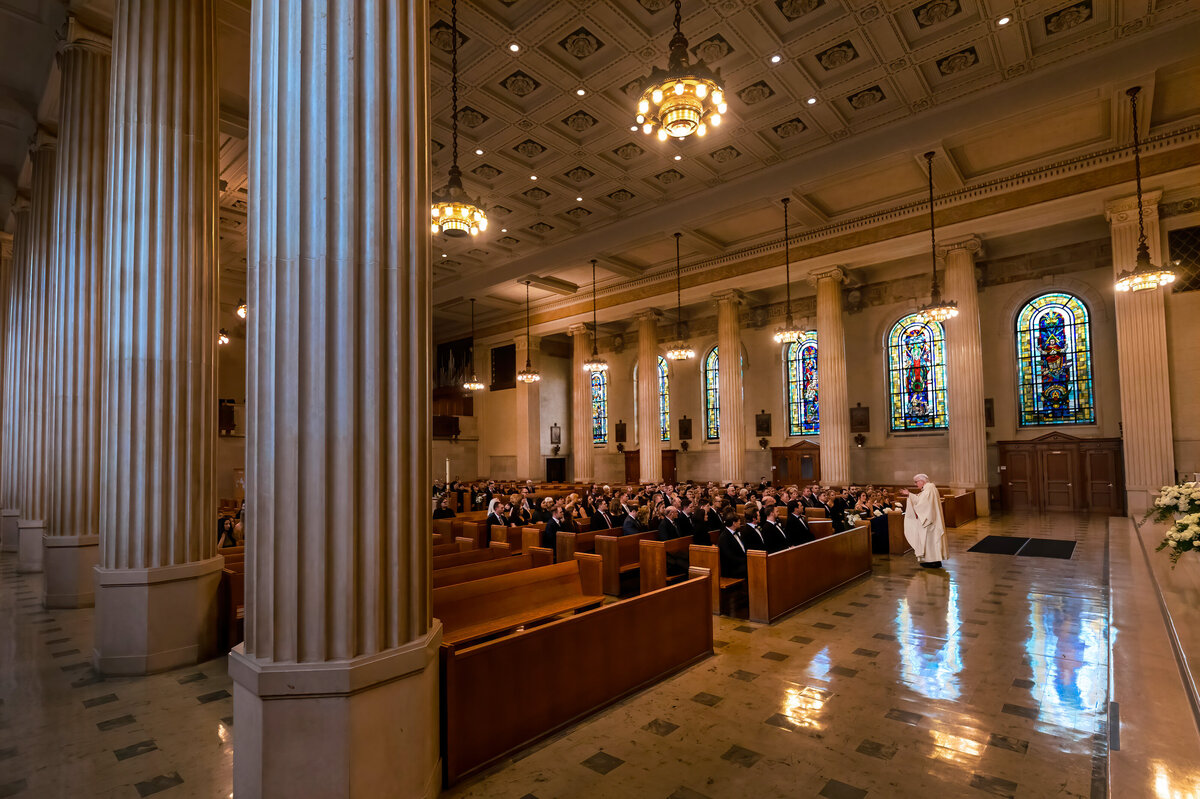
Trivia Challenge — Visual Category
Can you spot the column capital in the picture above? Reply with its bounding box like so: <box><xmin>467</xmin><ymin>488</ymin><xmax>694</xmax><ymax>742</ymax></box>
<box><xmin>936</xmin><ymin>235</ymin><xmax>983</xmax><ymax>259</ymax></box>
<box><xmin>10</xmin><ymin>195</ymin><xmax>31</xmax><ymax>216</ymax></box>
<box><xmin>62</xmin><ymin>16</ymin><xmax>112</xmax><ymax>54</ymax></box>
<box><xmin>567</xmin><ymin>323</ymin><xmax>589</xmax><ymax>336</ymax></box>
<box><xmin>513</xmin><ymin>334</ymin><xmax>540</xmax><ymax>352</ymax></box>
<box><xmin>32</xmin><ymin>128</ymin><xmax>56</xmax><ymax>153</ymax></box>
<box><xmin>636</xmin><ymin>308</ymin><xmax>663</xmax><ymax>322</ymax></box>
<box><xmin>1105</xmin><ymin>191</ymin><xmax>1161</xmax><ymax>225</ymax></box>
<box><xmin>712</xmin><ymin>288</ymin><xmax>745</xmax><ymax>305</ymax></box>
<box><xmin>807</xmin><ymin>265</ymin><xmax>847</xmax><ymax>285</ymax></box>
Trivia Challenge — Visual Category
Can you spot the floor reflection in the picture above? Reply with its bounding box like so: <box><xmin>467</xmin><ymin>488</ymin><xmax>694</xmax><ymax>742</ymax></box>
<box><xmin>896</xmin><ymin>572</ymin><xmax>963</xmax><ymax>702</ymax></box>
<box><xmin>1024</xmin><ymin>591</ymin><xmax>1108</xmax><ymax>733</ymax></box>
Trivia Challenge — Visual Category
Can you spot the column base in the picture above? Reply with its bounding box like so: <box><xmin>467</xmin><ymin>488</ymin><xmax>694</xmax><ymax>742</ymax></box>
<box><xmin>1</xmin><ymin>509</ymin><xmax>19</xmax><ymax>552</ymax></box>
<box><xmin>93</xmin><ymin>556</ymin><xmax>224</xmax><ymax>675</ymax></box>
<box><xmin>229</xmin><ymin>622</ymin><xmax>443</xmax><ymax>799</ymax></box>
<box><xmin>17</xmin><ymin>519</ymin><xmax>46</xmax><ymax>573</ymax></box>
<box><xmin>43</xmin><ymin>535</ymin><xmax>100</xmax><ymax>607</ymax></box>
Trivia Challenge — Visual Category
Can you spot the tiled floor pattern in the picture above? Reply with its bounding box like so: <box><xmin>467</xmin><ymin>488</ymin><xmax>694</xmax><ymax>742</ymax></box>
<box><xmin>0</xmin><ymin>512</ymin><xmax>1109</xmax><ymax>798</ymax></box>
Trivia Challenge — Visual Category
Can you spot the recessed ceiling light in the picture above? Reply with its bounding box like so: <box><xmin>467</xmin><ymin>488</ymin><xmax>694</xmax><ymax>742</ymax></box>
<box><xmin>770</xmin><ymin>55</ymin><xmax>781</xmax><ymax>63</ymax></box>
<box><xmin>474</xmin><ymin>148</ymin><xmax>483</xmax><ymax>155</ymax></box>
<box><xmin>501</xmin><ymin>228</ymin><xmax>508</xmax><ymax>232</ymax></box>
<box><xmin>806</xmin><ymin>97</ymin><xmax>817</xmax><ymax>105</ymax></box>
<box><xmin>441</xmin><ymin>253</ymin><xmax>447</xmax><ymax>258</ymax></box>
<box><xmin>997</xmin><ymin>15</ymin><xmax>1011</xmax><ymax>24</ymax></box>
<box><xmin>530</xmin><ymin>175</ymin><xmax>537</xmax><ymax>180</ymax></box>
<box><xmin>674</xmin><ymin>155</ymin><xmax>682</xmax><ymax>161</ymax></box>
<box><xmin>576</xmin><ymin>197</ymin><xmax>583</xmax><ymax>201</ymax></box>
<box><xmin>630</xmin><ymin>125</ymin><xmax>638</xmax><ymax>131</ymax></box>
<box><xmin>576</xmin><ymin>88</ymin><xmax>586</xmax><ymax>96</ymax></box>
<box><xmin>509</xmin><ymin>43</ymin><xmax>520</xmax><ymax>52</ymax></box>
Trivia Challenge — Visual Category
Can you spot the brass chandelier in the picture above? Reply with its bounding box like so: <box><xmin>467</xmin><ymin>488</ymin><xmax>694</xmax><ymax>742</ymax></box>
<box><xmin>516</xmin><ymin>281</ymin><xmax>541</xmax><ymax>384</ymax></box>
<box><xmin>635</xmin><ymin>0</ymin><xmax>727</xmax><ymax>142</ymax></box>
<box><xmin>666</xmin><ymin>232</ymin><xmax>695</xmax><ymax>360</ymax></box>
<box><xmin>582</xmin><ymin>259</ymin><xmax>609</xmax><ymax>373</ymax></box>
<box><xmin>462</xmin><ymin>298</ymin><xmax>485</xmax><ymax>391</ymax></box>
<box><xmin>773</xmin><ymin>197</ymin><xmax>801</xmax><ymax>344</ymax></box>
<box><xmin>915</xmin><ymin>151</ymin><xmax>958</xmax><ymax>324</ymax></box>
<box><xmin>431</xmin><ymin>0</ymin><xmax>487</xmax><ymax>238</ymax></box>
<box><xmin>1114</xmin><ymin>86</ymin><xmax>1176</xmax><ymax>293</ymax></box>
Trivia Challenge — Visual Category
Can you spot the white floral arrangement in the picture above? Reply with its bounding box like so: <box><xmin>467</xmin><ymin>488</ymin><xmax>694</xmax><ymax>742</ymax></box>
<box><xmin>1148</xmin><ymin>482</ymin><xmax>1200</xmax><ymax>566</ymax></box>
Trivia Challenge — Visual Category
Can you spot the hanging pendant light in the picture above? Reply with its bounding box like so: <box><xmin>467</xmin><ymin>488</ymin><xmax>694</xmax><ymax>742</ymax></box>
<box><xmin>636</xmin><ymin>0</ymin><xmax>727</xmax><ymax>142</ymax></box>
<box><xmin>666</xmin><ymin>232</ymin><xmax>695</xmax><ymax>360</ymax></box>
<box><xmin>235</xmin><ymin>298</ymin><xmax>247</xmax><ymax>319</ymax></box>
<box><xmin>431</xmin><ymin>0</ymin><xmax>488</xmax><ymax>238</ymax></box>
<box><xmin>773</xmin><ymin>197</ymin><xmax>801</xmax><ymax>344</ymax></box>
<box><xmin>1115</xmin><ymin>86</ymin><xmax>1176</xmax><ymax>293</ymax></box>
<box><xmin>915</xmin><ymin>151</ymin><xmax>958</xmax><ymax>324</ymax></box>
<box><xmin>462</xmin><ymin>298</ymin><xmax>485</xmax><ymax>391</ymax></box>
<box><xmin>582</xmin><ymin>259</ymin><xmax>609</xmax><ymax>373</ymax></box>
<box><xmin>217</xmin><ymin>328</ymin><xmax>230</xmax><ymax>346</ymax></box>
<box><xmin>516</xmin><ymin>281</ymin><xmax>541</xmax><ymax>384</ymax></box>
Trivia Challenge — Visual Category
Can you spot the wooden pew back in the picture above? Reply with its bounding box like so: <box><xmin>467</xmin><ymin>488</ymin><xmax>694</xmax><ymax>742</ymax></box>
<box><xmin>688</xmin><ymin>544</ymin><xmax>745</xmax><ymax>614</ymax></box>
<box><xmin>432</xmin><ymin>543</ymin><xmax>511</xmax><ymax>571</ymax></box>
<box><xmin>639</xmin><ymin>537</ymin><xmax>691</xmax><ymax>594</ymax></box>
<box><xmin>746</xmin><ymin>525</ymin><xmax>871</xmax><ymax>624</ymax></box>
<box><xmin>432</xmin><ymin>549</ymin><xmax>554</xmax><ymax>589</ymax></box>
<box><xmin>555</xmin><ymin>526</ymin><xmax>620</xmax><ymax>563</ymax></box>
<box><xmin>595</xmin><ymin>531</ymin><xmax>656</xmax><ymax>596</ymax></box>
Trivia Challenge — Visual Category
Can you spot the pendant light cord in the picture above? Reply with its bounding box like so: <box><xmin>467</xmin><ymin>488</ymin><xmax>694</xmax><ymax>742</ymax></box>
<box><xmin>782</xmin><ymin>198</ymin><xmax>792</xmax><ymax>321</ymax></box>
<box><xmin>674</xmin><ymin>232</ymin><xmax>683</xmax><ymax>340</ymax></box>
<box><xmin>469</xmin><ymin>297</ymin><xmax>477</xmax><ymax>373</ymax></box>
<box><xmin>524</xmin><ymin>281</ymin><xmax>532</xmax><ymax>368</ymax></box>
<box><xmin>1128</xmin><ymin>86</ymin><xmax>1149</xmax><ymax>252</ymax></box>
<box><xmin>591</xmin><ymin>259</ymin><xmax>600</xmax><ymax>356</ymax></box>
<box><xmin>925</xmin><ymin>151</ymin><xmax>939</xmax><ymax>298</ymax></box>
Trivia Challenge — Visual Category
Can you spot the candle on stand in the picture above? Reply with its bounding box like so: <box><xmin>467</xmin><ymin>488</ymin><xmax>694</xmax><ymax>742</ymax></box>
<box><xmin>446</xmin><ymin>457</ymin><xmax>451</xmax><ymax>485</ymax></box>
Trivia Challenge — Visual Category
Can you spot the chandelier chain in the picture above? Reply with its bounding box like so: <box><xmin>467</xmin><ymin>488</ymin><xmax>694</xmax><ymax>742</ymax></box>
<box><xmin>783</xmin><ymin>198</ymin><xmax>792</xmax><ymax>319</ymax></box>
<box><xmin>450</xmin><ymin>0</ymin><xmax>460</xmax><ymax>170</ymax></box>
<box><xmin>591</xmin><ymin>259</ymin><xmax>600</xmax><ymax>356</ymax></box>
<box><xmin>1130</xmin><ymin>86</ymin><xmax>1148</xmax><ymax>252</ymax></box>
<box><xmin>674</xmin><ymin>0</ymin><xmax>682</xmax><ymax>35</ymax></box>
<box><xmin>926</xmin><ymin>151</ymin><xmax>939</xmax><ymax>297</ymax></box>
<box><xmin>674</xmin><ymin>232</ymin><xmax>683</xmax><ymax>339</ymax></box>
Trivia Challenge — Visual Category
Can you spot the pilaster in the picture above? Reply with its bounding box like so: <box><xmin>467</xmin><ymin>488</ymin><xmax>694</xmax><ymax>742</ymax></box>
<box><xmin>939</xmin><ymin>236</ymin><xmax>990</xmax><ymax>515</ymax></box>
<box><xmin>569</xmin><ymin>324</ymin><xmax>595</xmax><ymax>483</ymax></box>
<box><xmin>0</xmin><ymin>199</ymin><xmax>30</xmax><ymax>545</ymax></box>
<box><xmin>714</xmin><ymin>290</ymin><xmax>745</xmax><ymax>485</ymax></box>
<box><xmin>637</xmin><ymin>309</ymin><xmax>663</xmax><ymax>484</ymax></box>
<box><xmin>809</xmin><ymin>267</ymin><xmax>850</xmax><ymax>486</ymax></box>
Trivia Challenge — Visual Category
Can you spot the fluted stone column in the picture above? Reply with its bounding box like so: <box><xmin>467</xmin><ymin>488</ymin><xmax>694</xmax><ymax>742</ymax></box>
<box><xmin>43</xmin><ymin>23</ymin><xmax>110</xmax><ymax>608</ymax></box>
<box><xmin>228</xmin><ymin>3</ymin><xmax>441</xmax><ymax>796</ymax></box>
<box><xmin>714</xmin><ymin>290</ymin><xmax>745</xmax><ymax>485</ymax></box>
<box><xmin>941</xmin><ymin>237</ymin><xmax>990</xmax><ymax>515</ymax></box>
<box><xmin>515</xmin><ymin>334</ymin><xmax>543</xmax><ymax>481</ymax></box>
<box><xmin>0</xmin><ymin>201</ymin><xmax>30</xmax><ymax>553</ymax></box>
<box><xmin>0</xmin><ymin>229</ymin><xmax>14</xmax><ymax>552</ymax></box>
<box><xmin>1106</xmin><ymin>193</ymin><xmax>1174</xmax><ymax>513</ymax></box>
<box><xmin>811</xmin><ymin>267</ymin><xmax>850</xmax><ymax>487</ymax></box>
<box><xmin>569</xmin><ymin>324</ymin><xmax>595</xmax><ymax>483</ymax></box>
<box><xmin>94</xmin><ymin>0</ymin><xmax>222</xmax><ymax>674</ymax></box>
<box><xmin>17</xmin><ymin>134</ymin><xmax>57</xmax><ymax>574</ymax></box>
<box><xmin>637</xmin><ymin>310</ymin><xmax>662</xmax><ymax>484</ymax></box>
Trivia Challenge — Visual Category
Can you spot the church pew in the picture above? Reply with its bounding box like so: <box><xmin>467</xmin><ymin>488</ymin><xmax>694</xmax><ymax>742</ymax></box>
<box><xmin>941</xmin><ymin>492</ymin><xmax>977</xmax><ymax>528</ymax></box>
<box><xmin>746</xmin><ymin>525</ymin><xmax>871</xmax><ymax>624</ymax></box>
<box><xmin>432</xmin><ymin>542</ymin><xmax>512</xmax><ymax>571</ymax></box>
<box><xmin>555</xmin><ymin>526</ymin><xmax>621</xmax><ymax>563</ymax></box>
<box><xmin>809</xmin><ymin>519</ymin><xmax>834</xmax><ymax>538</ymax></box>
<box><xmin>459</xmin><ymin>520</ymin><xmax>489</xmax><ymax>549</ymax></box>
<box><xmin>594</xmin><ymin>532</ymin><xmax>657</xmax><ymax>596</ymax></box>
<box><xmin>432</xmin><ymin>548</ymin><xmax>554</xmax><ymax>589</ymax></box>
<box><xmin>432</xmin><ymin>519</ymin><xmax>454</xmax><ymax>538</ymax></box>
<box><xmin>433</xmin><ymin>555</ymin><xmax>605</xmax><ymax>649</ymax></box>
<box><xmin>886</xmin><ymin>511</ymin><xmax>911</xmax><ymax>554</ymax></box>
<box><xmin>689</xmin><ymin>544</ymin><xmax>746</xmax><ymax>615</ymax></box>
<box><xmin>639</xmin><ymin>537</ymin><xmax>693</xmax><ymax>594</ymax></box>
<box><xmin>803</xmin><ymin>507</ymin><xmax>828</xmax><ymax>518</ymax></box>
<box><xmin>218</xmin><ymin>545</ymin><xmax>245</xmax><ymax>558</ymax></box>
<box><xmin>218</xmin><ymin>559</ymin><xmax>246</xmax><ymax>651</ymax></box>
<box><xmin>440</xmin><ymin>567</ymin><xmax>713</xmax><ymax>784</ymax></box>
<box><xmin>431</xmin><ymin>538</ymin><xmax>476</xmax><ymax>558</ymax></box>
<box><xmin>490</xmin><ymin>525</ymin><xmax>539</xmax><ymax>553</ymax></box>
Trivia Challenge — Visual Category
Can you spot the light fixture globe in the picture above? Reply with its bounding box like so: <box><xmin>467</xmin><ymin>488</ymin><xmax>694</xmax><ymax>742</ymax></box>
<box><xmin>217</xmin><ymin>329</ymin><xmax>230</xmax><ymax>346</ymax></box>
<box><xmin>463</xmin><ymin>375</ymin><xmax>486</xmax><ymax>391</ymax></box>
<box><xmin>636</xmin><ymin>0</ymin><xmax>726</xmax><ymax>141</ymax></box>
<box><xmin>666</xmin><ymin>342</ymin><xmax>695</xmax><ymax>361</ymax></box>
<box><xmin>916</xmin><ymin>293</ymin><xmax>959</xmax><ymax>323</ymax></box>
<box><xmin>773</xmin><ymin>320</ymin><xmax>801</xmax><ymax>344</ymax></box>
<box><xmin>431</xmin><ymin>0</ymin><xmax>487</xmax><ymax>239</ymax></box>
<box><xmin>235</xmin><ymin>298</ymin><xmax>247</xmax><ymax>319</ymax></box>
<box><xmin>582</xmin><ymin>354</ymin><xmax>609</xmax><ymax>372</ymax></box>
<box><xmin>1114</xmin><ymin>86</ymin><xmax>1176</xmax><ymax>293</ymax></box>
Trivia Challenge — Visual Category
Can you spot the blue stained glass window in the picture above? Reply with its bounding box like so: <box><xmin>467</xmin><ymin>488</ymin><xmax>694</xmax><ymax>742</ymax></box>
<box><xmin>656</xmin><ymin>356</ymin><xmax>670</xmax><ymax>442</ymax></box>
<box><xmin>887</xmin><ymin>314</ymin><xmax>949</xmax><ymax>431</ymax></box>
<box><xmin>785</xmin><ymin>333</ymin><xmax>819</xmax><ymax>436</ymax></box>
<box><xmin>591</xmin><ymin>370</ymin><xmax>608</xmax><ymax>444</ymax></box>
<box><xmin>704</xmin><ymin>347</ymin><xmax>720</xmax><ymax>440</ymax></box>
<box><xmin>1015</xmin><ymin>292</ymin><xmax>1095</xmax><ymax>426</ymax></box>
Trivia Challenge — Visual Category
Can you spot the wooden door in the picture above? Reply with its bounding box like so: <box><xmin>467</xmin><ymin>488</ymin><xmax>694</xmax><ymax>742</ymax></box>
<box><xmin>1003</xmin><ymin>450</ymin><xmax>1036</xmax><ymax>511</ymax></box>
<box><xmin>624</xmin><ymin>450</ymin><xmax>640</xmax><ymax>484</ymax></box>
<box><xmin>1040</xmin><ymin>449</ymin><xmax>1076</xmax><ymax>511</ymax></box>
<box><xmin>545</xmin><ymin>457</ymin><xmax>566</xmax><ymax>483</ymax></box>
<box><xmin>661</xmin><ymin>450</ymin><xmax>677</xmax><ymax>483</ymax></box>
<box><xmin>1083</xmin><ymin>446</ymin><xmax>1123</xmax><ymax>515</ymax></box>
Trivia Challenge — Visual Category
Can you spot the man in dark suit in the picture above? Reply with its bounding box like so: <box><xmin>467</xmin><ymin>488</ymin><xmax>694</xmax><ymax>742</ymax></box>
<box><xmin>676</xmin><ymin>499</ymin><xmax>695</xmax><ymax>539</ymax></box>
<box><xmin>705</xmin><ymin>499</ymin><xmax>723</xmax><ymax>533</ymax></box>
<box><xmin>591</xmin><ymin>498</ymin><xmax>616</xmax><ymax>531</ymax></box>
<box><xmin>657</xmin><ymin>507</ymin><xmax>682</xmax><ymax>541</ymax></box>
<box><xmin>541</xmin><ymin>505</ymin><xmax>564</xmax><ymax>558</ymax></box>
<box><xmin>759</xmin><ymin>505</ymin><xmax>790</xmax><ymax>553</ymax></box>
<box><xmin>717</xmin><ymin>513</ymin><xmax>749</xmax><ymax>579</ymax></box>
<box><xmin>785</xmin><ymin>504</ymin><xmax>816</xmax><ymax>546</ymax></box>
<box><xmin>689</xmin><ymin>500</ymin><xmax>711</xmax><ymax>545</ymax></box>
<box><xmin>817</xmin><ymin>490</ymin><xmax>843</xmax><ymax>533</ymax></box>
<box><xmin>740</xmin><ymin>510</ymin><xmax>767</xmax><ymax>552</ymax></box>
<box><xmin>800</xmin><ymin>486</ymin><xmax>819</xmax><ymax>508</ymax></box>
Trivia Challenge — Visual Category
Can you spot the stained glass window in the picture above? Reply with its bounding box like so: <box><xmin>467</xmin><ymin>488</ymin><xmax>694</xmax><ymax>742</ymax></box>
<box><xmin>1015</xmin><ymin>292</ymin><xmax>1095</xmax><ymax>426</ymax></box>
<box><xmin>704</xmin><ymin>347</ymin><xmax>720</xmax><ymax>440</ymax></box>
<box><xmin>785</xmin><ymin>333</ymin><xmax>819</xmax><ymax>436</ymax></box>
<box><xmin>656</xmin><ymin>356</ymin><xmax>670</xmax><ymax>442</ymax></box>
<box><xmin>590</xmin><ymin>370</ymin><xmax>608</xmax><ymax>445</ymax></box>
<box><xmin>887</xmin><ymin>314</ymin><xmax>949</xmax><ymax>431</ymax></box>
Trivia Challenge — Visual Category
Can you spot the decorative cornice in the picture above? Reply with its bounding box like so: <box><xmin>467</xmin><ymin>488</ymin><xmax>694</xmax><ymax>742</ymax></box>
<box><xmin>1105</xmin><ymin>190</ymin><xmax>1162</xmax><ymax>223</ymax></box>
<box><xmin>808</xmin><ymin>265</ymin><xmax>847</xmax><ymax>285</ymax></box>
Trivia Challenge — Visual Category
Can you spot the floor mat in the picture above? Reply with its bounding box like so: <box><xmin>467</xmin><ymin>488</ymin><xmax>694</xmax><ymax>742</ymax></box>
<box><xmin>967</xmin><ymin>535</ymin><xmax>1031</xmax><ymax>555</ymax></box>
<box><xmin>1016</xmin><ymin>538</ymin><xmax>1077</xmax><ymax>559</ymax></box>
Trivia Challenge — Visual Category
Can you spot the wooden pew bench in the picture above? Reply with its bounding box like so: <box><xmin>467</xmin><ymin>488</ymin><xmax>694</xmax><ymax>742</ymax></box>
<box><xmin>432</xmin><ymin>549</ymin><xmax>554</xmax><ymax>589</ymax></box>
<box><xmin>490</xmin><ymin>525</ymin><xmax>539</xmax><ymax>553</ymax></box>
<box><xmin>639</xmin><ymin>537</ymin><xmax>692</xmax><ymax>593</ymax></box>
<box><xmin>434</xmin><ymin>555</ymin><xmax>605</xmax><ymax>649</ymax></box>
<box><xmin>689</xmin><ymin>544</ymin><xmax>746</xmax><ymax>615</ymax></box>
<box><xmin>594</xmin><ymin>531</ymin><xmax>656</xmax><ymax>596</ymax></box>
<box><xmin>439</xmin><ymin>567</ymin><xmax>713</xmax><ymax>784</ymax></box>
<box><xmin>432</xmin><ymin>538</ymin><xmax>475</xmax><ymax>558</ymax></box>
<box><xmin>218</xmin><ymin>558</ymin><xmax>246</xmax><ymax>651</ymax></box>
<box><xmin>746</xmin><ymin>525</ymin><xmax>872</xmax><ymax>624</ymax></box>
<box><xmin>555</xmin><ymin>526</ymin><xmax>620</xmax><ymax>563</ymax></box>
<box><xmin>432</xmin><ymin>542</ymin><xmax>512</xmax><ymax>571</ymax></box>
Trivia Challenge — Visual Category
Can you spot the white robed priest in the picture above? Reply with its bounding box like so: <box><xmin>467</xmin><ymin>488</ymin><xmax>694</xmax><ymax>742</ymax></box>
<box><xmin>900</xmin><ymin>474</ymin><xmax>948</xmax><ymax>569</ymax></box>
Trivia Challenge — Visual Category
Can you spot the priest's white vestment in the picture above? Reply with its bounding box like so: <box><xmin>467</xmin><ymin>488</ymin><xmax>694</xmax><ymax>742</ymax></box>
<box><xmin>903</xmin><ymin>482</ymin><xmax>949</xmax><ymax>562</ymax></box>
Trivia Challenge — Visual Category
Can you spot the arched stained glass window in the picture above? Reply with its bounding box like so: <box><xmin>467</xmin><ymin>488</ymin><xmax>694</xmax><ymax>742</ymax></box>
<box><xmin>887</xmin><ymin>314</ymin><xmax>949</xmax><ymax>431</ymax></box>
<box><xmin>785</xmin><ymin>333</ymin><xmax>819</xmax><ymax>436</ymax></box>
<box><xmin>591</xmin><ymin>370</ymin><xmax>608</xmax><ymax>445</ymax></box>
<box><xmin>704</xmin><ymin>347</ymin><xmax>720</xmax><ymax>440</ymax></box>
<box><xmin>1015</xmin><ymin>292</ymin><xmax>1095</xmax><ymax>426</ymax></box>
<box><xmin>656</xmin><ymin>356</ymin><xmax>670</xmax><ymax>441</ymax></box>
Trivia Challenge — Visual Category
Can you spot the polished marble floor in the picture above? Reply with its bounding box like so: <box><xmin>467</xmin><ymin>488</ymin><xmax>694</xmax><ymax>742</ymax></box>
<box><xmin>0</xmin><ymin>512</ymin><xmax>1126</xmax><ymax>798</ymax></box>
